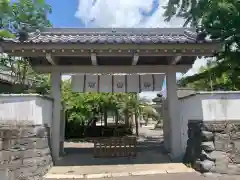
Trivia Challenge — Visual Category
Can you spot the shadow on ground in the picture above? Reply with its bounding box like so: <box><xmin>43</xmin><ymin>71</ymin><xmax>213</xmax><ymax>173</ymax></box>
<box><xmin>56</xmin><ymin>128</ymin><xmax>171</xmax><ymax>166</ymax></box>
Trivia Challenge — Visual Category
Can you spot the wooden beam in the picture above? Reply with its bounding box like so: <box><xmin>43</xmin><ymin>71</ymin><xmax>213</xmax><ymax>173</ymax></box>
<box><xmin>171</xmin><ymin>56</ymin><xmax>182</xmax><ymax>65</ymax></box>
<box><xmin>33</xmin><ymin>65</ymin><xmax>191</xmax><ymax>73</ymax></box>
<box><xmin>91</xmin><ymin>53</ymin><xmax>97</xmax><ymax>65</ymax></box>
<box><xmin>3</xmin><ymin>42</ymin><xmax>222</xmax><ymax>52</ymax></box>
<box><xmin>132</xmin><ymin>53</ymin><xmax>139</xmax><ymax>65</ymax></box>
<box><xmin>5</xmin><ymin>49</ymin><xmax>218</xmax><ymax>57</ymax></box>
<box><xmin>46</xmin><ymin>53</ymin><xmax>56</xmax><ymax>65</ymax></box>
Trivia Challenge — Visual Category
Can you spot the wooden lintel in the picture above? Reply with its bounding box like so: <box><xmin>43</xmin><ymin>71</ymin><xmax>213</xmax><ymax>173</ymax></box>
<box><xmin>33</xmin><ymin>65</ymin><xmax>191</xmax><ymax>73</ymax></box>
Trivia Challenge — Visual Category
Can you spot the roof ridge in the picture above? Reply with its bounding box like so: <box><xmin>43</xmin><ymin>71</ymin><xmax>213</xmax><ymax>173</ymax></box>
<box><xmin>40</xmin><ymin>27</ymin><xmax>196</xmax><ymax>35</ymax></box>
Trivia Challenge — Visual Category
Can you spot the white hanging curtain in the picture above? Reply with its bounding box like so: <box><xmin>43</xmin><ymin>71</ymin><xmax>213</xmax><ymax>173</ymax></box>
<box><xmin>71</xmin><ymin>74</ymin><xmax>164</xmax><ymax>93</ymax></box>
<box><xmin>71</xmin><ymin>74</ymin><xmax>85</xmax><ymax>92</ymax></box>
<box><xmin>99</xmin><ymin>74</ymin><xmax>112</xmax><ymax>92</ymax></box>
<box><xmin>113</xmin><ymin>75</ymin><xmax>126</xmax><ymax>92</ymax></box>
<box><xmin>85</xmin><ymin>74</ymin><xmax>99</xmax><ymax>92</ymax></box>
<box><xmin>126</xmin><ymin>74</ymin><xmax>139</xmax><ymax>93</ymax></box>
<box><xmin>140</xmin><ymin>74</ymin><xmax>154</xmax><ymax>92</ymax></box>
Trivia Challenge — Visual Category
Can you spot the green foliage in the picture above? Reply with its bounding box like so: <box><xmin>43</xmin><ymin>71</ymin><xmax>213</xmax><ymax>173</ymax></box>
<box><xmin>61</xmin><ymin>80</ymin><xmax>153</xmax><ymax>127</ymax></box>
<box><xmin>0</xmin><ymin>0</ymin><xmax>52</xmax><ymax>92</ymax></box>
<box><xmin>0</xmin><ymin>0</ymin><xmax>52</xmax><ymax>38</ymax></box>
<box><xmin>165</xmin><ymin>0</ymin><xmax>240</xmax><ymax>90</ymax></box>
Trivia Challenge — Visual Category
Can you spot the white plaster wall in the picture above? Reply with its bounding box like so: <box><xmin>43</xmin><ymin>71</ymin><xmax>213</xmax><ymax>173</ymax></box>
<box><xmin>179</xmin><ymin>92</ymin><xmax>240</xmax><ymax>157</ymax></box>
<box><xmin>0</xmin><ymin>94</ymin><xmax>53</xmax><ymax>126</ymax></box>
<box><xmin>35</xmin><ymin>96</ymin><xmax>53</xmax><ymax>127</ymax></box>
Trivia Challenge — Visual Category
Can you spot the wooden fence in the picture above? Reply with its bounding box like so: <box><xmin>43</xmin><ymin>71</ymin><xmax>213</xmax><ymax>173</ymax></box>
<box><xmin>93</xmin><ymin>136</ymin><xmax>137</xmax><ymax>157</ymax></box>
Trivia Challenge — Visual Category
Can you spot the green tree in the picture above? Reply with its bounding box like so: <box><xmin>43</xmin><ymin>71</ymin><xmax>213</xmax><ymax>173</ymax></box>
<box><xmin>0</xmin><ymin>0</ymin><xmax>52</xmax><ymax>93</ymax></box>
<box><xmin>61</xmin><ymin>80</ymin><xmax>151</xmax><ymax>136</ymax></box>
<box><xmin>164</xmin><ymin>0</ymin><xmax>240</xmax><ymax>90</ymax></box>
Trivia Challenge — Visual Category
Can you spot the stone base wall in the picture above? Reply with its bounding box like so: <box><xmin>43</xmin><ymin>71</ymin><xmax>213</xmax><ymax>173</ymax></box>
<box><xmin>0</xmin><ymin>121</ymin><xmax>53</xmax><ymax>180</ymax></box>
<box><xmin>184</xmin><ymin>120</ymin><xmax>240</xmax><ymax>175</ymax></box>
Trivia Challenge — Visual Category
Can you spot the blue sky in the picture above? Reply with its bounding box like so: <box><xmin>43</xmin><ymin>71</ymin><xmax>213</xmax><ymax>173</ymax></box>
<box><xmin>46</xmin><ymin>0</ymin><xmax>84</xmax><ymax>27</ymax></box>
<box><xmin>46</xmin><ymin>0</ymin><xmax>207</xmax><ymax>99</ymax></box>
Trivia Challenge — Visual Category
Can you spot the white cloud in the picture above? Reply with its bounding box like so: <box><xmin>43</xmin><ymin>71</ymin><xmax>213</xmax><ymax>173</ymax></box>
<box><xmin>74</xmin><ymin>0</ymin><xmax>208</xmax><ymax>98</ymax></box>
<box><xmin>75</xmin><ymin>0</ymin><xmax>207</xmax><ymax>75</ymax></box>
<box><xmin>75</xmin><ymin>0</ymin><xmax>184</xmax><ymax>28</ymax></box>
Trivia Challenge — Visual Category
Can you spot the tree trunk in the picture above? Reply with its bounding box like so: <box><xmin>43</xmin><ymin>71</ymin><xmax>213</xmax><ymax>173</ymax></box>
<box><xmin>115</xmin><ymin>109</ymin><xmax>119</xmax><ymax>126</ymax></box>
<box><xmin>124</xmin><ymin>110</ymin><xmax>129</xmax><ymax>127</ymax></box>
<box><xmin>104</xmin><ymin>109</ymin><xmax>107</xmax><ymax>127</ymax></box>
<box><xmin>134</xmin><ymin>110</ymin><xmax>139</xmax><ymax>136</ymax></box>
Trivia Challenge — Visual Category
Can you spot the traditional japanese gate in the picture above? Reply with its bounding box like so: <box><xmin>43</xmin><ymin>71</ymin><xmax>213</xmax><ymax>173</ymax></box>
<box><xmin>0</xmin><ymin>27</ymin><xmax>220</xmax><ymax>162</ymax></box>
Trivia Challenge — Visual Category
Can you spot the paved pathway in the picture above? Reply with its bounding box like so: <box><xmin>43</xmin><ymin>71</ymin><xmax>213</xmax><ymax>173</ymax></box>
<box><xmin>45</xmin><ymin>172</ymin><xmax>240</xmax><ymax>180</ymax></box>
<box><xmin>45</xmin><ymin>126</ymin><xmax>240</xmax><ymax>179</ymax></box>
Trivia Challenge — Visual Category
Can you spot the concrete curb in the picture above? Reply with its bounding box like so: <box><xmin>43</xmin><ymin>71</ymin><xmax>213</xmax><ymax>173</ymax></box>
<box><xmin>44</xmin><ymin>169</ymin><xmax>195</xmax><ymax>179</ymax></box>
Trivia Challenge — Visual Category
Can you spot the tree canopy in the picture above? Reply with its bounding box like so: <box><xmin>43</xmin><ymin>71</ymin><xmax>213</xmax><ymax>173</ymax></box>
<box><xmin>0</xmin><ymin>0</ymin><xmax>51</xmax><ymax>38</ymax></box>
<box><xmin>0</xmin><ymin>0</ymin><xmax>52</xmax><ymax>93</ymax></box>
<box><xmin>165</xmin><ymin>0</ymin><xmax>240</xmax><ymax>90</ymax></box>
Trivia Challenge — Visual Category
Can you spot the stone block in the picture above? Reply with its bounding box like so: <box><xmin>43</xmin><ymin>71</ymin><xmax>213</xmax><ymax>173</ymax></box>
<box><xmin>203</xmin><ymin>123</ymin><xmax>226</xmax><ymax>133</ymax></box>
<box><xmin>232</xmin><ymin>139</ymin><xmax>240</xmax><ymax>152</ymax></box>
<box><xmin>0</xmin><ymin>129</ymin><xmax>20</xmax><ymax>139</ymax></box>
<box><xmin>209</xmin><ymin>151</ymin><xmax>228</xmax><ymax>161</ymax></box>
<box><xmin>230</xmin><ymin>152</ymin><xmax>240</xmax><ymax>164</ymax></box>
<box><xmin>21</xmin><ymin>148</ymin><xmax>50</xmax><ymax>159</ymax></box>
<box><xmin>215</xmin><ymin>157</ymin><xmax>229</xmax><ymax>170</ymax></box>
<box><xmin>201</xmin><ymin>141</ymin><xmax>215</xmax><ymax>152</ymax></box>
<box><xmin>200</xmin><ymin>150</ymin><xmax>215</xmax><ymax>161</ymax></box>
<box><xmin>202</xmin><ymin>131</ymin><xmax>214</xmax><ymax>141</ymax></box>
<box><xmin>227</xmin><ymin>164</ymin><xmax>240</xmax><ymax>175</ymax></box>
<box><xmin>0</xmin><ymin>139</ymin><xmax>3</xmax><ymax>150</ymax></box>
<box><xmin>0</xmin><ymin>169</ymin><xmax>15</xmax><ymax>180</ymax></box>
<box><xmin>194</xmin><ymin>160</ymin><xmax>215</xmax><ymax>172</ymax></box>
<box><xmin>20</xmin><ymin>126</ymin><xmax>48</xmax><ymax>138</ymax></box>
<box><xmin>0</xmin><ymin>151</ymin><xmax>11</xmax><ymax>162</ymax></box>
<box><xmin>1</xmin><ymin>159</ymin><xmax>22</xmax><ymax>170</ymax></box>
<box><xmin>2</xmin><ymin>139</ymin><xmax>18</xmax><ymax>150</ymax></box>
<box><xmin>23</xmin><ymin>155</ymin><xmax>52</xmax><ymax>167</ymax></box>
<box><xmin>224</xmin><ymin>123</ymin><xmax>237</xmax><ymax>133</ymax></box>
<box><xmin>214</xmin><ymin>133</ymin><xmax>232</xmax><ymax>151</ymax></box>
<box><xmin>231</xmin><ymin>132</ymin><xmax>240</xmax><ymax>140</ymax></box>
<box><xmin>14</xmin><ymin>166</ymin><xmax>38</xmax><ymax>177</ymax></box>
<box><xmin>211</xmin><ymin>166</ymin><xmax>228</xmax><ymax>174</ymax></box>
<box><xmin>35</xmin><ymin>138</ymin><xmax>49</xmax><ymax>149</ymax></box>
<box><xmin>0</xmin><ymin>169</ymin><xmax>8</xmax><ymax>180</ymax></box>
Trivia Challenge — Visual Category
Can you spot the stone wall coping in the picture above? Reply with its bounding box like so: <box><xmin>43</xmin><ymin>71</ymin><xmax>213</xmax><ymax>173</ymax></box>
<box><xmin>179</xmin><ymin>91</ymin><xmax>240</xmax><ymax>100</ymax></box>
<box><xmin>0</xmin><ymin>120</ymin><xmax>49</xmax><ymax>126</ymax></box>
<box><xmin>188</xmin><ymin>120</ymin><xmax>240</xmax><ymax>124</ymax></box>
<box><xmin>0</xmin><ymin>93</ymin><xmax>53</xmax><ymax>101</ymax></box>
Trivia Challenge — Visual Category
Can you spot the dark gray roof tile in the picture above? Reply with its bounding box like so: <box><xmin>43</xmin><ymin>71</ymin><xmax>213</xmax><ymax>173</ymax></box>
<box><xmin>2</xmin><ymin>28</ymin><xmax>214</xmax><ymax>44</ymax></box>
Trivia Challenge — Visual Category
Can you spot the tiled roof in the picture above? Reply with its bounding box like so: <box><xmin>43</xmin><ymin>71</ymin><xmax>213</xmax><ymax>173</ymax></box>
<box><xmin>2</xmin><ymin>28</ymin><xmax>213</xmax><ymax>44</ymax></box>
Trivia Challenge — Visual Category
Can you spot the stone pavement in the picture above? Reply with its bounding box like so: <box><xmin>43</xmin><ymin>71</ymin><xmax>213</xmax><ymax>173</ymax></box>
<box><xmin>44</xmin><ymin>163</ymin><xmax>195</xmax><ymax>179</ymax></box>
<box><xmin>45</xmin><ymin>172</ymin><xmax>240</xmax><ymax>180</ymax></box>
<box><xmin>45</xmin><ymin>126</ymin><xmax>240</xmax><ymax>180</ymax></box>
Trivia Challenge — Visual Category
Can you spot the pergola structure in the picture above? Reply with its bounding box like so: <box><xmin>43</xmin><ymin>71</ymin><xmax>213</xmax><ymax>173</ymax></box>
<box><xmin>0</xmin><ymin>28</ymin><xmax>220</xmax><ymax>162</ymax></box>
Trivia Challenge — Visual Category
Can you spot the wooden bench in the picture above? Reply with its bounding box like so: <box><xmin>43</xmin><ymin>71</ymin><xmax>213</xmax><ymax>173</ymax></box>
<box><xmin>93</xmin><ymin>136</ymin><xmax>137</xmax><ymax>158</ymax></box>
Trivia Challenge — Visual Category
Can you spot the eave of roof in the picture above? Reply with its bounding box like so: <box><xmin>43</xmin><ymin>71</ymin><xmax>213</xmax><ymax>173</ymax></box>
<box><xmin>1</xmin><ymin>28</ymin><xmax>215</xmax><ymax>45</ymax></box>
